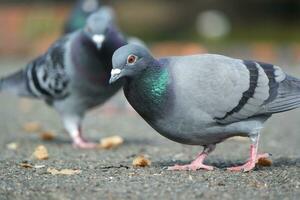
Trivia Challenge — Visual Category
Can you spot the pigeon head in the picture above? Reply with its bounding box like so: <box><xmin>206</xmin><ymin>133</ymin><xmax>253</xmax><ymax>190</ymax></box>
<box><xmin>109</xmin><ymin>44</ymin><xmax>157</xmax><ymax>84</ymax></box>
<box><xmin>81</xmin><ymin>0</ymin><xmax>100</xmax><ymax>13</ymax></box>
<box><xmin>84</xmin><ymin>6</ymin><xmax>115</xmax><ymax>49</ymax></box>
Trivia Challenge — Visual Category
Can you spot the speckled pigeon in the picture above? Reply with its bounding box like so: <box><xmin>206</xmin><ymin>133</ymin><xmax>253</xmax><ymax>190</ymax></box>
<box><xmin>64</xmin><ymin>0</ymin><xmax>101</xmax><ymax>34</ymax></box>
<box><xmin>109</xmin><ymin>44</ymin><xmax>300</xmax><ymax>172</ymax></box>
<box><xmin>0</xmin><ymin>7</ymin><xmax>128</xmax><ymax>148</ymax></box>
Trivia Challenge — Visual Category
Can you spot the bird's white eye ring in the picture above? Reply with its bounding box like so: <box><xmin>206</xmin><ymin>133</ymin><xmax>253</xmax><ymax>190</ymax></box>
<box><xmin>127</xmin><ymin>55</ymin><xmax>138</xmax><ymax>65</ymax></box>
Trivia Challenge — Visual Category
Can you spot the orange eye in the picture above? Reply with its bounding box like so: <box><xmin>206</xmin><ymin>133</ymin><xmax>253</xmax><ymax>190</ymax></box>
<box><xmin>127</xmin><ymin>55</ymin><xmax>137</xmax><ymax>64</ymax></box>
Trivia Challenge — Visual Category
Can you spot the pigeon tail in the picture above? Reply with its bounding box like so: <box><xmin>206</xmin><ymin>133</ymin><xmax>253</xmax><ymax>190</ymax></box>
<box><xmin>265</xmin><ymin>75</ymin><xmax>300</xmax><ymax>113</ymax></box>
<box><xmin>0</xmin><ymin>69</ymin><xmax>33</xmax><ymax>97</ymax></box>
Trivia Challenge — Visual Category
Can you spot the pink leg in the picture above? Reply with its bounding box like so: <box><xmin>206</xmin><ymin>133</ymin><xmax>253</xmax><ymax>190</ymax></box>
<box><xmin>227</xmin><ymin>135</ymin><xmax>269</xmax><ymax>172</ymax></box>
<box><xmin>63</xmin><ymin>116</ymin><xmax>97</xmax><ymax>149</ymax></box>
<box><xmin>168</xmin><ymin>145</ymin><xmax>215</xmax><ymax>171</ymax></box>
<box><xmin>72</xmin><ymin>126</ymin><xmax>97</xmax><ymax>149</ymax></box>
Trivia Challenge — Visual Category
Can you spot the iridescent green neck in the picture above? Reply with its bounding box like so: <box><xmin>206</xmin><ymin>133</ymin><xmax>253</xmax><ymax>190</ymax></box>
<box><xmin>137</xmin><ymin>67</ymin><xmax>170</xmax><ymax>103</ymax></box>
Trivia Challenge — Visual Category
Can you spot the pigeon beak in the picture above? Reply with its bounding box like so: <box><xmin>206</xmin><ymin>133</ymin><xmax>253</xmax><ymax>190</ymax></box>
<box><xmin>109</xmin><ymin>68</ymin><xmax>122</xmax><ymax>84</ymax></box>
<box><xmin>92</xmin><ymin>34</ymin><xmax>105</xmax><ymax>49</ymax></box>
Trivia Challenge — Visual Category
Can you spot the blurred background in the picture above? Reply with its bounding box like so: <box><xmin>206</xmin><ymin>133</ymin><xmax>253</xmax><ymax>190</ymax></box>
<box><xmin>1</xmin><ymin>0</ymin><xmax>300</xmax><ymax>65</ymax></box>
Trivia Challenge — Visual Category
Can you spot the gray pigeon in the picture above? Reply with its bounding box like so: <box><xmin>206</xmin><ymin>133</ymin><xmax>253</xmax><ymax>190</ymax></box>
<box><xmin>64</xmin><ymin>1</ymin><xmax>147</xmax><ymax>48</ymax></box>
<box><xmin>0</xmin><ymin>7</ymin><xmax>128</xmax><ymax>148</ymax></box>
<box><xmin>110</xmin><ymin>44</ymin><xmax>300</xmax><ymax>172</ymax></box>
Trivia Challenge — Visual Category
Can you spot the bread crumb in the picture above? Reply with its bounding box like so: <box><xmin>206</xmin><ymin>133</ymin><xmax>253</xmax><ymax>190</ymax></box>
<box><xmin>132</xmin><ymin>155</ymin><xmax>151</xmax><ymax>167</ymax></box>
<box><xmin>98</xmin><ymin>136</ymin><xmax>124</xmax><ymax>149</ymax></box>
<box><xmin>33</xmin><ymin>145</ymin><xmax>49</xmax><ymax>160</ymax></box>
<box><xmin>20</xmin><ymin>162</ymin><xmax>45</xmax><ymax>169</ymax></box>
<box><xmin>20</xmin><ymin>162</ymin><xmax>33</xmax><ymax>168</ymax></box>
<box><xmin>23</xmin><ymin>122</ymin><xmax>42</xmax><ymax>133</ymax></box>
<box><xmin>257</xmin><ymin>157</ymin><xmax>272</xmax><ymax>167</ymax></box>
<box><xmin>40</xmin><ymin>131</ymin><xmax>56</xmax><ymax>141</ymax></box>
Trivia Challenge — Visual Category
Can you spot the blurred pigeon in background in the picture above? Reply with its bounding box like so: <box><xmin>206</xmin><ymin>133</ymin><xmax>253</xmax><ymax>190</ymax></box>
<box><xmin>110</xmin><ymin>44</ymin><xmax>300</xmax><ymax>172</ymax></box>
<box><xmin>64</xmin><ymin>0</ymin><xmax>147</xmax><ymax>48</ymax></box>
<box><xmin>64</xmin><ymin>0</ymin><xmax>101</xmax><ymax>34</ymax></box>
<box><xmin>0</xmin><ymin>7</ymin><xmax>128</xmax><ymax>149</ymax></box>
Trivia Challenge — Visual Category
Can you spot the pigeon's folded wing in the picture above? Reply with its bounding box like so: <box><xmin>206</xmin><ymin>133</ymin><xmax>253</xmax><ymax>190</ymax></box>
<box><xmin>213</xmin><ymin>60</ymin><xmax>299</xmax><ymax>124</ymax></box>
<box><xmin>26</xmin><ymin>38</ymin><xmax>70</xmax><ymax>100</ymax></box>
<box><xmin>172</xmin><ymin>55</ymin><xmax>293</xmax><ymax>125</ymax></box>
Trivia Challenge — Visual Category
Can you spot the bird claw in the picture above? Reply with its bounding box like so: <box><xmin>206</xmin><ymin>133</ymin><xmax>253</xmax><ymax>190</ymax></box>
<box><xmin>71</xmin><ymin>134</ymin><xmax>98</xmax><ymax>149</ymax></box>
<box><xmin>72</xmin><ymin>141</ymin><xmax>97</xmax><ymax>149</ymax></box>
<box><xmin>227</xmin><ymin>162</ymin><xmax>255</xmax><ymax>172</ymax></box>
<box><xmin>168</xmin><ymin>163</ymin><xmax>214</xmax><ymax>171</ymax></box>
<box><xmin>227</xmin><ymin>153</ymin><xmax>270</xmax><ymax>172</ymax></box>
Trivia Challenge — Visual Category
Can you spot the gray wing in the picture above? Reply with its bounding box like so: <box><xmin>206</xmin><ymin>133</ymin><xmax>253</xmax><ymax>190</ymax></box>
<box><xmin>214</xmin><ymin>60</ymin><xmax>286</xmax><ymax>124</ymax></box>
<box><xmin>26</xmin><ymin>36</ymin><xmax>70</xmax><ymax>100</ymax></box>
<box><xmin>262</xmin><ymin>74</ymin><xmax>300</xmax><ymax>114</ymax></box>
<box><xmin>170</xmin><ymin>54</ymin><xmax>300</xmax><ymax>125</ymax></box>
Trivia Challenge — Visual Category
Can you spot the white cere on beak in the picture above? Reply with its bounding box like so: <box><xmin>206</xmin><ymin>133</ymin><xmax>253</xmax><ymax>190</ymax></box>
<box><xmin>111</xmin><ymin>69</ymin><xmax>121</xmax><ymax>76</ymax></box>
<box><xmin>92</xmin><ymin>34</ymin><xmax>105</xmax><ymax>46</ymax></box>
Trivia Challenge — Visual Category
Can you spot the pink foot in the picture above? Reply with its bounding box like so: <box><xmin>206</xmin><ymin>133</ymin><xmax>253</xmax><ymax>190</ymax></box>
<box><xmin>168</xmin><ymin>163</ymin><xmax>214</xmax><ymax>171</ymax></box>
<box><xmin>72</xmin><ymin>137</ymin><xmax>97</xmax><ymax>149</ymax></box>
<box><xmin>168</xmin><ymin>145</ymin><xmax>216</xmax><ymax>171</ymax></box>
<box><xmin>227</xmin><ymin>161</ymin><xmax>255</xmax><ymax>172</ymax></box>
<box><xmin>228</xmin><ymin>153</ymin><xmax>270</xmax><ymax>172</ymax></box>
